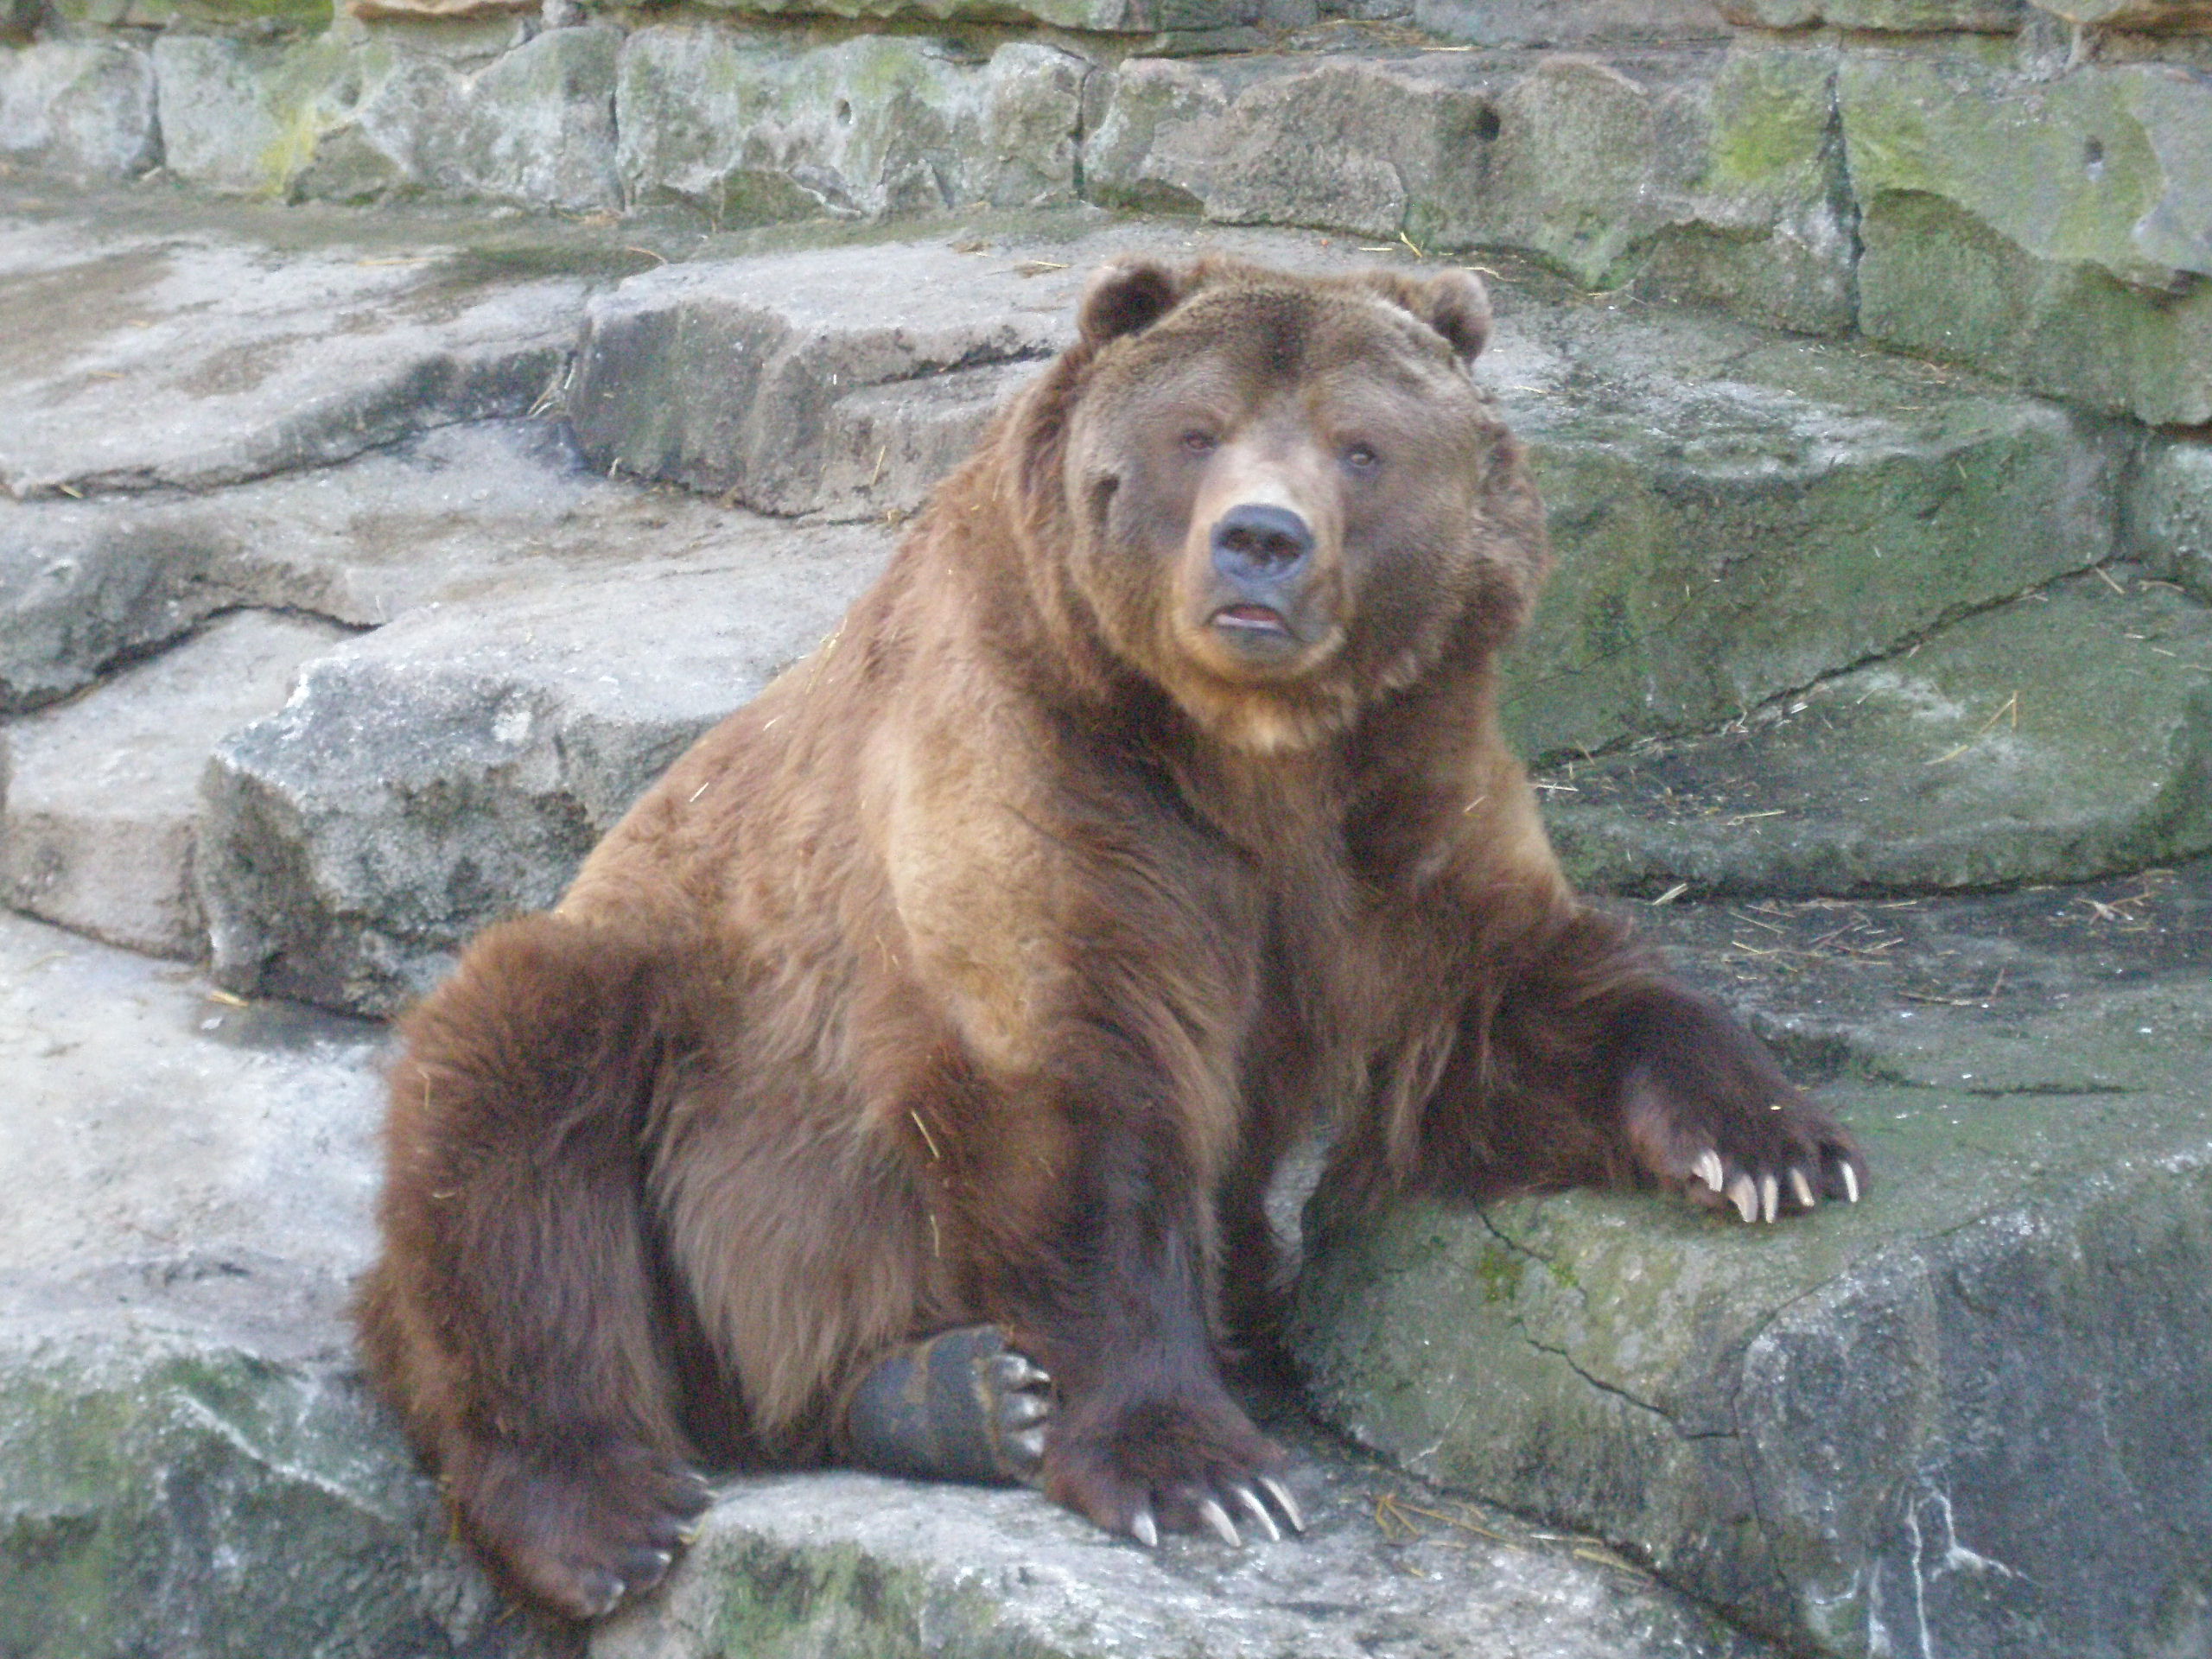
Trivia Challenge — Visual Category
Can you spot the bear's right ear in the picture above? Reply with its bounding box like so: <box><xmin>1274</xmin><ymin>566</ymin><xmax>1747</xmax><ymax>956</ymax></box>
<box><xmin>1077</xmin><ymin>259</ymin><xmax>1188</xmax><ymax>348</ymax></box>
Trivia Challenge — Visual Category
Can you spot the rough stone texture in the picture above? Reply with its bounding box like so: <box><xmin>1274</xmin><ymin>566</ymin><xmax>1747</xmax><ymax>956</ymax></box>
<box><xmin>0</xmin><ymin>912</ymin><xmax>543</xmax><ymax>1659</ymax></box>
<box><xmin>0</xmin><ymin>196</ymin><xmax>587</xmax><ymax>499</ymax></box>
<box><xmin>0</xmin><ymin>420</ymin><xmax>709</xmax><ymax>713</ymax></box>
<box><xmin>148</xmin><ymin>25</ymin><xmax>623</xmax><ymax>209</ymax></box>
<box><xmin>0</xmin><ymin>608</ymin><xmax>346</xmax><ymax>958</ymax></box>
<box><xmin>1295</xmin><ymin>871</ymin><xmax>2212</xmax><ymax>1659</ymax></box>
<box><xmin>361</xmin><ymin>23</ymin><xmax>626</xmax><ymax>214</ymax></box>
<box><xmin>1415</xmin><ymin>0</ymin><xmax>1730</xmax><ymax>46</ymax></box>
<box><xmin>1487</xmin><ymin>297</ymin><xmax>2120</xmax><ymax>760</ymax></box>
<box><xmin>2125</xmin><ymin>430</ymin><xmax>2212</xmax><ymax>605</ymax></box>
<box><xmin>149</xmin><ymin>32</ymin><xmax>358</xmax><ymax>199</ymax></box>
<box><xmin>2029</xmin><ymin>0</ymin><xmax>2212</xmax><ymax>25</ymax></box>
<box><xmin>0</xmin><ymin>38</ymin><xmax>157</xmax><ymax>179</ymax></box>
<box><xmin>1087</xmin><ymin>46</ymin><xmax>1855</xmax><ymax>335</ymax></box>
<box><xmin>1541</xmin><ymin>575</ymin><xmax>2212</xmax><ymax>895</ymax></box>
<box><xmin>1843</xmin><ymin>55</ymin><xmax>2212</xmax><ymax>424</ymax></box>
<box><xmin>615</xmin><ymin>29</ymin><xmax>1087</xmax><ymax>229</ymax></box>
<box><xmin>352</xmin><ymin>0</ymin><xmax>533</xmax><ymax>18</ymax></box>
<box><xmin>198</xmin><ymin>521</ymin><xmax>888</xmax><ymax>1014</ymax></box>
<box><xmin>1717</xmin><ymin>0</ymin><xmax>2021</xmax><ymax>29</ymax></box>
<box><xmin>677</xmin><ymin>0</ymin><xmax>1257</xmax><ymax>32</ymax></box>
<box><xmin>569</xmin><ymin>238</ymin><xmax>1080</xmax><ymax>514</ymax></box>
<box><xmin>599</xmin><ymin>1448</ymin><xmax>1774</xmax><ymax>1659</ymax></box>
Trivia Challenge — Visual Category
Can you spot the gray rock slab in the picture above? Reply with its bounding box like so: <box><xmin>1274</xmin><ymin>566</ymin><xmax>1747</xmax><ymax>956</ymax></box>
<box><xmin>1415</xmin><ymin>0</ymin><xmax>1731</xmax><ymax>45</ymax></box>
<box><xmin>0</xmin><ymin>419</ymin><xmax>730</xmax><ymax>713</ymax></box>
<box><xmin>596</xmin><ymin>1445</ymin><xmax>1776</xmax><ymax>1659</ymax></box>
<box><xmin>0</xmin><ymin>418</ymin><xmax>661</xmax><ymax>701</ymax></box>
<box><xmin>0</xmin><ymin>38</ymin><xmax>158</xmax><ymax>180</ymax></box>
<box><xmin>2125</xmin><ymin>429</ymin><xmax>2212</xmax><ymax>606</ymax></box>
<box><xmin>1293</xmin><ymin>874</ymin><xmax>2212</xmax><ymax>1659</ymax></box>
<box><xmin>1841</xmin><ymin>54</ymin><xmax>2212</xmax><ymax>425</ymax></box>
<box><xmin>1541</xmin><ymin>574</ymin><xmax>2212</xmax><ymax>895</ymax></box>
<box><xmin>0</xmin><ymin>911</ymin><xmax>550</xmax><ymax>1658</ymax></box>
<box><xmin>1086</xmin><ymin>45</ymin><xmax>1856</xmax><ymax>335</ymax></box>
<box><xmin>1488</xmin><ymin>295</ymin><xmax>2118</xmax><ymax>761</ymax></box>
<box><xmin>568</xmin><ymin>237</ymin><xmax>1084</xmax><ymax>515</ymax></box>
<box><xmin>1</xmin><ymin>608</ymin><xmax>349</xmax><ymax>958</ymax></box>
<box><xmin>0</xmin><ymin>190</ymin><xmax>588</xmax><ymax>499</ymax></box>
<box><xmin>615</xmin><ymin>29</ymin><xmax>1088</xmax><ymax>229</ymax></box>
<box><xmin>1718</xmin><ymin>0</ymin><xmax>2023</xmax><ymax>26</ymax></box>
<box><xmin>198</xmin><ymin>518</ymin><xmax>890</xmax><ymax>1015</ymax></box>
<box><xmin>678</xmin><ymin>0</ymin><xmax>1259</xmax><ymax>29</ymax></box>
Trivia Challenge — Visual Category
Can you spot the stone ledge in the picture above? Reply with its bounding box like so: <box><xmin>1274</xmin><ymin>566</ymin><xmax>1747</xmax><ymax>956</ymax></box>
<box><xmin>1294</xmin><ymin>958</ymin><xmax>2212</xmax><ymax>1659</ymax></box>
<box><xmin>1541</xmin><ymin>573</ymin><xmax>2212</xmax><ymax>895</ymax></box>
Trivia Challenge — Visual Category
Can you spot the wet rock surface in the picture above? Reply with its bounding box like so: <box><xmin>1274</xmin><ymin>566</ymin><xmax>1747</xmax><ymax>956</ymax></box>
<box><xmin>1</xmin><ymin>165</ymin><xmax>2209</xmax><ymax>1659</ymax></box>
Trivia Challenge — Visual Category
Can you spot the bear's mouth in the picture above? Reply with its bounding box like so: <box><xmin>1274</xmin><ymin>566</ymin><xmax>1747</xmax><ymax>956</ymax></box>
<box><xmin>1210</xmin><ymin>603</ymin><xmax>1292</xmax><ymax>638</ymax></box>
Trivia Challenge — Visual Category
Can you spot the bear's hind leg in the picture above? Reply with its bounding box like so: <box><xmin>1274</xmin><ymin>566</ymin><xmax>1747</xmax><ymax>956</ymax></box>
<box><xmin>359</xmin><ymin>914</ymin><xmax>718</xmax><ymax>1621</ymax></box>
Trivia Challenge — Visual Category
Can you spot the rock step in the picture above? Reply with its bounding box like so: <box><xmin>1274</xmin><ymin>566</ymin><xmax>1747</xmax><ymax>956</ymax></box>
<box><xmin>0</xmin><ymin>607</ymin><xmax>346</xmax><ymax>958</ymax></box>
<box><xmin>1294</xmin><ymin>861</ymin><xmax>2212</xmax><ymax>1659</ymax></box>
<box><xmin>0</xmin><ymin>909</ymin><xmax>1777</xmax><ymax>1659</ymax></box>
<box><xmin>1543</xmin><ymin>571</ymin><xmax>2212</xmax><ymax>894</ymax></box>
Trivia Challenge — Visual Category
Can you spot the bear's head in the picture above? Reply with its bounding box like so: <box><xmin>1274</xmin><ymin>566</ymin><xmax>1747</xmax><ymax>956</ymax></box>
<box><xmin>1026</xmin><ymin>256</ymin><xmax>1548</xmax><ymax>754</ymax></box>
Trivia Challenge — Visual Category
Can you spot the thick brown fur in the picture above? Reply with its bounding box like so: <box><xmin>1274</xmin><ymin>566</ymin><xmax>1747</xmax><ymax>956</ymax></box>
<box><xmin>358</xmin><ymin>256</ymin><xmax>1865</xmax><ymax>1621</ymax></box>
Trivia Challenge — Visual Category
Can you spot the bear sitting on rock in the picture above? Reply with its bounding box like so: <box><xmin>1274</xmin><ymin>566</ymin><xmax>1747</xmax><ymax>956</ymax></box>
<box><xmin>357</xmin><ymin>255</ymin><xmax>1866</xmax><ymax>1622</ymax></box>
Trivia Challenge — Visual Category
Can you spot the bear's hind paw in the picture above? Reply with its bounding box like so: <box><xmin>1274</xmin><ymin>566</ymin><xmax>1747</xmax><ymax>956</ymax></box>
<box><xmin>836</xmin><ymin>1323</ymin><xmax>1055</xmax><ymax>1487</ymax></box>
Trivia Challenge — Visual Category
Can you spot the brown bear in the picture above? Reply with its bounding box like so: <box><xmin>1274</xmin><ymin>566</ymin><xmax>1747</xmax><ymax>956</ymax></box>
<box><xmin>356</xmin><ymin>255</ymin><xmax>1865</xmax><ymax>1623</ymax></box>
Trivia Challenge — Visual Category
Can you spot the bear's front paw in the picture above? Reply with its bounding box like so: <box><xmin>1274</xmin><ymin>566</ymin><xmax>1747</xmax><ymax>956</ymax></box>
<box><xmin>1618</xmin><ymin>990</ymin><xmax>1866</xmax><ymax>1224</ymax></box>
<box><xmin>1040</xmin><ymin>1386</ymin><xmax>1304</xmax><ymax>1548</ymax></box>
<box><xmin>455</xmin><ymin>1435</ymin><xmax>712</xmax><ymax>1622</ymax></box>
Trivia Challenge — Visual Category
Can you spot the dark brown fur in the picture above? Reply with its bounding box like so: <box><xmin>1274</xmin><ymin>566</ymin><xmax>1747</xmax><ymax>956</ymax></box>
<box><xmin>358</xmin><ymin>257</ymin><xmax>1864</xmax><ymax>1620</ymax></box>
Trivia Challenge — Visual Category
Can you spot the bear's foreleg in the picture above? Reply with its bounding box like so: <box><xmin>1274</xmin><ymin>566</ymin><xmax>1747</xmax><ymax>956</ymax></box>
<box><xmin>918</xmin><ymin>1050</ymin><xmax>1304</xmax><ymax>1548</ymax></box>
<box><xmin>358</xmin><ymin>914</ymin><xmax>715</xmax><ymax>1620</ymax></box>
<box><xmin>1416</xmin><ymin>907</ymin><xmax>1866</xmax><ymax>1220</ymax></box>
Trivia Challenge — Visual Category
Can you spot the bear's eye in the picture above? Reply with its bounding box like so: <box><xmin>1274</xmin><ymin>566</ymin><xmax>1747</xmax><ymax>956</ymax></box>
<box><xmin>1342</xmin><ymin>442</ymin><xmax>1382</xmax><ymax>474</ymax></box>
<box><xmin>1180</xmin><ymin>430</ymin><xmax>1219</xmax><ymax>457</ymax></box>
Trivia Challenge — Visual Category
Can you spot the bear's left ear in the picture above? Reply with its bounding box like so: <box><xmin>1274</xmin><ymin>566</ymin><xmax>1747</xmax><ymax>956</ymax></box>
<box><xmin>1367</xmin><ymin>268</ymin><xmax>1491</xmax><ymax>366</ymax></box>
<box><xmin>1077</xmin><ymin>258</ymin><xmax>1191</xmax><ymax>348</ymax></box>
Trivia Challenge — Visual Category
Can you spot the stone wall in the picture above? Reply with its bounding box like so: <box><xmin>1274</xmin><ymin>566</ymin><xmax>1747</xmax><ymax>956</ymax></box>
<box><xmin>10</xmin><ymin>0</ymin><xmax>2212</xmax><ymax>429</ymax></box>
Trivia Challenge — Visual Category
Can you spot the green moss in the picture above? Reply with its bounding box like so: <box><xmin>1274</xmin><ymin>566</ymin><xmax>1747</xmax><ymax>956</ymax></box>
<box><xmin>1705</xmin><ymin>48</ymin><xmax>1834</xmax><ymax>194</ymax></box>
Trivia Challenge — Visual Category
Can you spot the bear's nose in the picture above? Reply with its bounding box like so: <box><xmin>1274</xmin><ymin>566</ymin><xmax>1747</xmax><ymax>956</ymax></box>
<box><xmin>1211</xmin><ymin>504</ymin><xmax>1313</xmax><ymax>581</ymax></box>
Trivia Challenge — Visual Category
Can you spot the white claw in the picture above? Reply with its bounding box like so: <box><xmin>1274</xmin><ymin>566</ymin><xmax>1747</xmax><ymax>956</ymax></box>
<box><xmin>1131</xmin><ymin>1506</ymin><xmax>1160</xmax><ymax>1548</ymax></box>
<box><xmin>1197</xmin><ymin>1497</ymin><xmax>1242</xmax><ymax>1547</ymax></box>
<box><xmin>1695</xmin><ymin>1150</ymin><xmax>1726</xmax><ymax>1193</ymax></box>
<box><xmin>1259</xmin><ymin>1476</ymin><xmax>1306</xmax><ymax>1534</ymax></box>
<box><xmin>1001</xmin><ymin>1393</ymin><xmax>1049</xmax><ymax>1427</ymax></box>
<box><xmin>994</xmin><ymin>1353</ymin><xmax>1050</xmax><ymax>1390</ymax></box>
<box><xmin>1842</xmin><ymin>1163</ymin><xmax>1860</xmax><ymax>1205</ymax></box>
<box><xmin>1007</xmin><ymin>1426</ymin><xmax>1046</xmax><ymax>1465</ymax></box>
<box><xmin>1232</xmin><ymin>1484</ymin><xmax>1282</xmax><ymax>1542</ymax></box>
<box><xmin>1760</xmin><ymin>1173</ymin><xmax>1779</xmax><ymax>1224</ymax></box>
<box><xmin>1789</xmin><ymin>1168</ymin><xmax>1815</xmax><ymax>1210</ymax></box>
<box><xmin>1727</xmin><ymin>1174</ymin><xmax>1758</xmax><ymax>1224</ymax></box>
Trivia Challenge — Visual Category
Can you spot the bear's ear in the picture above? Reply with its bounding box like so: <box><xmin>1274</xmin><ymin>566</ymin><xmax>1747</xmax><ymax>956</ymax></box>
<box><xmin>1077</xmin><ymin>258</ymin><xmax>1189</xmax><ymax>348</ymax></box>
<box><xmin>1368</xmin><ymin>267</ymin><xmax>1491</xmax><ymax>366</ymax></box>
